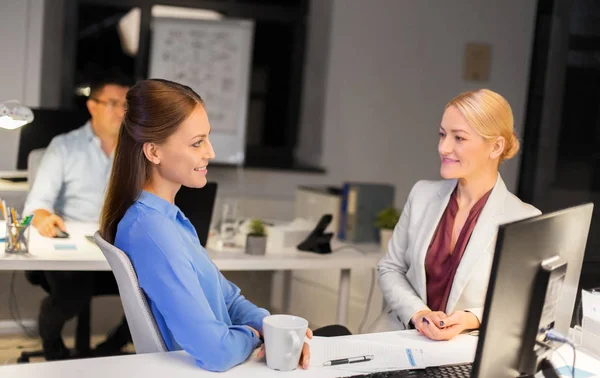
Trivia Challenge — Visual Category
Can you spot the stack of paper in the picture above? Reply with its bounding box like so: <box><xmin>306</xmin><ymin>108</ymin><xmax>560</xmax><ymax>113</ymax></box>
<box><xmin>309</xmin><ymin>337</ymin><xmax>425</xmax><ymax>373</ymax></box>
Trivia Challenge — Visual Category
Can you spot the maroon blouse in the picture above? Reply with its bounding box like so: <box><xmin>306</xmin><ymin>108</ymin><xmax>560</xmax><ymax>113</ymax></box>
<box><xmin>425</xmin><ymin>187</ymin><xmax>492</xmax><ymax>312</ymax></box>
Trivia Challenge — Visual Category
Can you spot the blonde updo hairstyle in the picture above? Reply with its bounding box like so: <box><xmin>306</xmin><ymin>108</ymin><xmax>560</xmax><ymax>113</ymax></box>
<box><xmin>446</xmin><ymin>89</ymin><xmax>519</xmax><ymax>162</ymax></box>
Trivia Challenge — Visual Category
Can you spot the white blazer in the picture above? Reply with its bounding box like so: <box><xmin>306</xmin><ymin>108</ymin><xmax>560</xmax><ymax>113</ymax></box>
<box><xmin>376</xmin><ymin>174</ymin><xmax>540</xmax><ymax>331</ymax></box>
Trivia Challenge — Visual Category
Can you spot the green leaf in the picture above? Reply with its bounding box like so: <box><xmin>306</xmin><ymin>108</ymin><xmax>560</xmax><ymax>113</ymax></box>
<box><xmin>249</xmin><ymin>219</ymin><xmax>267</xmax><ymax>236</ymax></box>
<box><xmin>374</xmin><ymin>207</ymin><xmax>401</xmax><ymax>230</ymax></box>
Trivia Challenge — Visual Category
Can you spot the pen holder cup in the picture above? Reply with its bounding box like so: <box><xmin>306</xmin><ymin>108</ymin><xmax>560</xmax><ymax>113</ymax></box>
<box><xmin>5</xmin><ymin>222</ymin><xmax>30</xmax><ymax>254</ymax></box>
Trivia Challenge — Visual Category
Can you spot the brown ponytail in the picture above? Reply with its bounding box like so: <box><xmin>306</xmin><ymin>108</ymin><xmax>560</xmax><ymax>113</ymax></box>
<box><xmin>100</xmin><ymin>79</ymin><xmax>203</xmax><ymax>243</ymax></box>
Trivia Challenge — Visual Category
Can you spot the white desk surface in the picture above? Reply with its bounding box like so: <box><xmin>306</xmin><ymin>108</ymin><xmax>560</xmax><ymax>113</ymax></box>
<box><xmin>0</xmin><ymin>222</ymin><xmax>383</xmax><ymax>272</ymax></box>
<box><xmin>1</xmin><ymin>331</ymin><xmax>598</xmax><ymax>378</ymax></box>
<box><xmin>0</xmin><ymin>170</ymin><xmax>28</xmax><ymax>192</ymax></box>
<box><xmin>0</xmin><ymin>331</ymin><xmax>477</xmax><ymax>378</ymax></box>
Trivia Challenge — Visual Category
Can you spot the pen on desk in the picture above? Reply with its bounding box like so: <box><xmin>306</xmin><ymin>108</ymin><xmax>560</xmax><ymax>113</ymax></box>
<box><xmin>323</xmin><ymin>355</ymin><xmax>374</xmax><ymax>366</ymax></box>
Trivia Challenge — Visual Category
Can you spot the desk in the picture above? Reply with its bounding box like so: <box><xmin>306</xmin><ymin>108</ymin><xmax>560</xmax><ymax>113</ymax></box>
<box><xmin>0</xmin><ymin>170</ymin><xmax>28</xmax><ymax>192</ymax></box>
<box><xmin>0</xmin><ymin>223</ymin><xmax>382</xmax><ymax>325</ymax></box>
<box><xmin>0</xmin><ymin>331</ymin><xmax>598</xmax><ymax>377</ymax></box>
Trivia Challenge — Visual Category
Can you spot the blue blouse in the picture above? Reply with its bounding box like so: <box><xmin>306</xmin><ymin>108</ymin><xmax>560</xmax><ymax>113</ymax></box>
<box><xmin>115</xmin><ymin>191</ymin><xmax>269</xmax><ymax>371</ymax></box>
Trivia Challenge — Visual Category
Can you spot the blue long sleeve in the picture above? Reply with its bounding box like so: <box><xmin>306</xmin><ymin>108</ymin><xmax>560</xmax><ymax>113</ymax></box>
<box><xmin>115</xmin><ymin>192</ymin><xmax>270</xmax><ymax>372</ymax></box>
<box><xmin>218</xmin><ymin>270</ymin><xmax>270</xmax><ymax>332</ymax></box>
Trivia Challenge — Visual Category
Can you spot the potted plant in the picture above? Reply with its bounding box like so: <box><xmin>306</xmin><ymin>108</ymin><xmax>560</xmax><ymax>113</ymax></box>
<box><xmin>375</xmin><ymin>207</ymin><xmax>400</xmax><ymax>251</ymax></box>
<box><xmin>245</xmin><ymin>219</ymin><xmax>267</xmax><ymax>255</ymax></box>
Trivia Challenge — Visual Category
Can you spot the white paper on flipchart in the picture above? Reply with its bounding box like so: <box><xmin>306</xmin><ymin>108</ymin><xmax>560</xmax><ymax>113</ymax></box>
<box><xmin>582</xmin><ymin>289</ymin><xmax>600</xmax><ymax>322</ymax></box>
<box><xmin>309</xmin><ymin>337</ymin><xmax>425</xmax><ymax>373</ymax></box>
<box><xmin>0</xmin><ymin>220</ymin><xmax>5</xmax><ymax>239</ymax></box>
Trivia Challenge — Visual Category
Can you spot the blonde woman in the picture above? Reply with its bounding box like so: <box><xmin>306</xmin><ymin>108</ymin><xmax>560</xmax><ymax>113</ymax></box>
<box><xmin>377</xmin><ymin>89</ymin><xmax>541</xmax><ymax>341</ymax></box>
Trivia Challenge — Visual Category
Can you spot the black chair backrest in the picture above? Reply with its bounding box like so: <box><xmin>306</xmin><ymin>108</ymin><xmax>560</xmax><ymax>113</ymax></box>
<box><xmin>174</xmin><ymin>183</ymin><xmax>218</xmax><ymax>246</ymax></box>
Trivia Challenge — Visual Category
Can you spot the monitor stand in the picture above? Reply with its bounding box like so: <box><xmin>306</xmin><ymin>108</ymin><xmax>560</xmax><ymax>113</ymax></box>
<box><xmin>519</xmin><ymin>358</ymin><xmax>560</xmax><ymax>378</ymax></box>
<box><xmin>539</xmin><ymin>359</ymin><xmax>561</xmax><ymax>378</ymax></box>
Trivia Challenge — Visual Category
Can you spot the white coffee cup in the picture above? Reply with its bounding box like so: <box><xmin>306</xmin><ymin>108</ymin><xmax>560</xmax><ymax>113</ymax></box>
<box><xmin>262</xmin><ymin>314</ymin><xmax>308</xmax><ymax>371</ymax></box>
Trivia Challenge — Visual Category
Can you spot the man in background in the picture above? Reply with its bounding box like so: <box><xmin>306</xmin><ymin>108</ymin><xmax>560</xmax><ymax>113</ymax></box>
<box><xmin>23</xmin><ymin>72</ymin><xmax>132</xmax><ymax>360</ymax></box>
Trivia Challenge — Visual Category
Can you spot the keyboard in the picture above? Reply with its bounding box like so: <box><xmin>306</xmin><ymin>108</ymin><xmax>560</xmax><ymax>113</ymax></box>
<box><xmin>341</xmin><ymin>363</ymin><xmax>472</xmax><ymax>378</ymax></box>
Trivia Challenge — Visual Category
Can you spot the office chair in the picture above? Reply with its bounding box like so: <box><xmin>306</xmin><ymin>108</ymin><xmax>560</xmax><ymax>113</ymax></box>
<box><xmin>94</xmin><ymin>232</ymin><xmax>167</xmax><ymax>354</ymax></box>
<box><xmin>18</xmin><ymin>149</ymin><xmax>93</xmax><ymax>362</ymax></box>
<box><xmin>26</xmin><ymin>148</ymin><xmax>45</xmax><ymax>190</ymax></box>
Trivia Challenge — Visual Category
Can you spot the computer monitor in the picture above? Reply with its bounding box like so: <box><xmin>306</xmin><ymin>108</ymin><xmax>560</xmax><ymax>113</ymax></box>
<box><xmin>473</xmin><ymin>203</ymin><xmax>593</xmax><ymax>377</ymax></box>
<box><xmin>174</xmin><ymin>183</ymin><xmax>218</xmax><ymax>246</ymax></box>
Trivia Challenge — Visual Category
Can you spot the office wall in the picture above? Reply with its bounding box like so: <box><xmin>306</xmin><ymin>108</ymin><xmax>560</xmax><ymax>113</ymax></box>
<box><xmin>0</xmin><ymin>0</ymin><xmax>537</xmax><ymax>335</ymax></box>
<box><xmin>0</xmin><ymin>1</ymin><xmax>29</xmax><ymax>104</ymax></box>
<box><xmin>0</xmin><ymin>0</ymin><xmax>45</xmax><ymax>171</ymax></box>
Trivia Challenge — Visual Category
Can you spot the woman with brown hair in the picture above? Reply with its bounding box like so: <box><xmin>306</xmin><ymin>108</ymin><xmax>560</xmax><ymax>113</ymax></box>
<box><xmin>99</xmin><ymin>79</ymin><xmax>311</xmax><ymax>371</ymax></box>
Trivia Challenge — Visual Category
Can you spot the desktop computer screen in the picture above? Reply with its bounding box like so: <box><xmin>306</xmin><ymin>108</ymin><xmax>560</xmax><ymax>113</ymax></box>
<box><xmin>473</xmin><ymin>203</ymin><xmax>593</xmax><ymax>377</ymax></box>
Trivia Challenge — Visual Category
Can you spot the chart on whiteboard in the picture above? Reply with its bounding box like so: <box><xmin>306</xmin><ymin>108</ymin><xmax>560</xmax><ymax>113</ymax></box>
<box><xmin>150</xmin><ymin>24</ymin><xmax>248</xmax><ymax>134</ymax></box>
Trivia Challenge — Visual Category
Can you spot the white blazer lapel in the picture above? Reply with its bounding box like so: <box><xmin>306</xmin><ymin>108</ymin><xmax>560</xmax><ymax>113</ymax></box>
<box><xmin>445</xmin><ymin>175</ymin><xmax>507</xmax><ymax>313</ymax></box>
<box><xmin>412</xmin><ymin>179</ymin><xmax>457</xmax><ymax>301</ymax></box>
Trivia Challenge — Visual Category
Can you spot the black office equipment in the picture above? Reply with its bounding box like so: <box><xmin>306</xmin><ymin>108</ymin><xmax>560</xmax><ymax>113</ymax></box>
<box><xmin>0</xmin><ymin>177</ymin><xmax>27</xmax><ymax>183</ymax></box>
<box><xmin>297</xmin><ymin>214</ymin><xmax>334</xmax><ymax>254</ymax></box>
<box><xmin>342</xmin><ymin>363</ymin><xmax>473</xmax><ymax>377</ymax></box>
<box><xmin>473</xmin><ymin>203</ymin><xmax>593</xmax><ymax>377</ymax></box>
<box><xmin>343</xmin><ymin>203</ymin><xmax>593</xmax><ymax>378</ymax></box>
<box><xmin>174</xmin><ymin>183</ymin><xmax>218</xmax><ymax>246</ymax></box>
